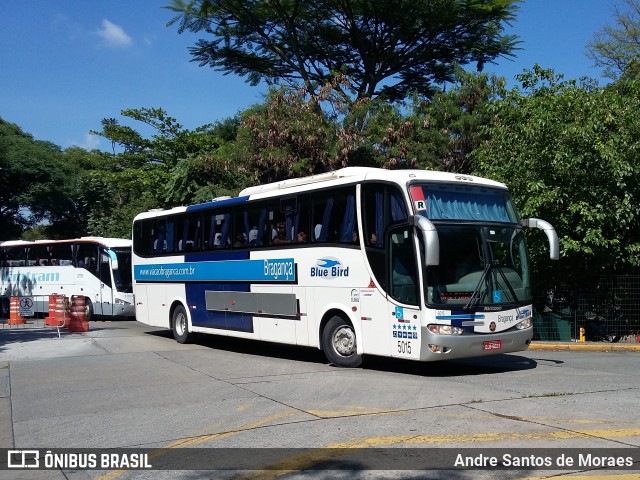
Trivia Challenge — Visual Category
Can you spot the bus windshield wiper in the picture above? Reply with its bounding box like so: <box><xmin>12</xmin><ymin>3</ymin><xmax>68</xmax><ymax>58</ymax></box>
<box><xmin>493</xmin><ymin>263</ymin><xmax>519</xmax><ymax>304</ymax></box>
<box><xmin>463</xmin><ymin>261</ymin><xmax>492</xmax><ymax>312</ymax></box>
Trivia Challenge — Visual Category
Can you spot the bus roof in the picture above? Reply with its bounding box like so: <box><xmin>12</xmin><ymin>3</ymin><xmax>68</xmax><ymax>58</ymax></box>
<box><xmin>0</xmin><ymin>237</ymin><xmax>131</xmax><ymax>248</ymax></box>
<box><xmin>133</xmin><ymin>167</ymin><xmax>508</xmax><ymax>221</ymax></box>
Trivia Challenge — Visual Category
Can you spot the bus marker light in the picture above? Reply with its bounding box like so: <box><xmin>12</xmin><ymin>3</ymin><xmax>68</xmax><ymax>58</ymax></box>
<box><xmin>352</xmin><ymin>306</ymin><xmax>357</xmax><ymax>312</ymax></box>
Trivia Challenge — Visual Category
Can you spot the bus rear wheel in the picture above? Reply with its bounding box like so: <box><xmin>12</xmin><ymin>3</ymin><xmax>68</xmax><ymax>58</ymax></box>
<box><xmin>322</xmin><ymin>316</ymin><xmax>362</xmax><ymax>368</ymax></box>
<box><xmin>172</xmin><ymin>305</ymin><xmax>194</xmax><ymax>344</ymax></box>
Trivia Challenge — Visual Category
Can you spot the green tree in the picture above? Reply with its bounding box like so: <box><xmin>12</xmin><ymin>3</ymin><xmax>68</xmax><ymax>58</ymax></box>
<box><xmin>587</xmin><ymin>0</ymin><xmax>640</xmax><ymax>80</ymax></box>
<box><xmin>88</xmin><ymin>110</ymin><xmax>246</xmax><ymax>233</ymax></box>
<box><xmin>91</xmin><ymin>107</ymin><xmax>221</xmax><ymax>168</ymax></box>
<box><xmin>228</xmin><ymin>70</ymin><xmax>504</xmax><ymax>183</ymax></box>
<box><xmin>356</xmin><ymin>68</ymin><xmax>506</xmax><ymax>172</ymax></box>
<box><xmin>234</xmin><ymin>84</ymin><xmax>344</xmax><ymax>183</ymax></box>
<box><xmin>474</xmin><ymin>67</ymin><xmax>640</xmax><ymax>291</ymax></box>
<box><xmin>0</xmin><ymin>119</ymin><xmax>75</xmax><ymax>240</ymax></box>
<box><xmin>165</xmin><ymin>0</ymin><xmax>519</xmax><ymax>101</ymax></box>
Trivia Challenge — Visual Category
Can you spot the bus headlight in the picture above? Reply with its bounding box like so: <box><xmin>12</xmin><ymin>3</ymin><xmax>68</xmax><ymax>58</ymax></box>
<box><xmin>427</xmin><ymin>324</ymin><xmax>464</xmax><ymax>335</ymax></box>
<box><xmin>115</xmin><ymin>298</ymin><xmax>132</xmax><ymax>305</ymax></box>
<box><xmin>516</xmin><ymin>317</ymin><xmax>533</xmax><ymax>329</ymax></box>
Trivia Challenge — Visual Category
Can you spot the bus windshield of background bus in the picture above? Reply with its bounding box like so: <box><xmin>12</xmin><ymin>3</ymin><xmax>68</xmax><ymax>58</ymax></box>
<box><xmin>111</xmin><ymin>248</ymin><xmax>133</xmax><ymax>293</ymax></box>
<box><xmin>425</xmin><ymin>225</ymin><xmax>531</xmax><ymax>308</ymax></box>
<box><xmin>409</xmin><ymin>183</ymin><xmax>518</xmax><ymax>223</ymax></box>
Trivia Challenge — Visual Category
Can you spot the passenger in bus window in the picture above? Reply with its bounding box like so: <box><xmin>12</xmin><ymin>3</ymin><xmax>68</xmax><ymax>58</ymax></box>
<box><xmin>153</xmin><ymin>226</ymin><xmax>167</xmax><ymax>252</ymax></box>
<box><xmin>273</xmin><ymin>223</ymin><xmax>291</xmax><ymax>245</ymax></box>
<box><xmin>296</xmin><ymin>231</ymin><xmax>307</xmax><ymax>243</ymax></box>
<box><xmin>213</xmin><ymin>231</ymin><xmax>223</xmax><ymax>247</ymax></box>
<box><xmin>234</xmin><ymin>230</ymin><xmax>247</xmax><ymax>247</ymax></box>
<box><xmin>249</xmin><ymin>225</ymin><xmax>258</xmax><ymax>246</ymax></box>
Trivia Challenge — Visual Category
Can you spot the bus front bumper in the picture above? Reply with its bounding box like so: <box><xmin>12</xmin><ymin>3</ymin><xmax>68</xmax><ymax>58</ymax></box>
<box><xmin>419</xmin><ymin>326</ymin><xmax>534</xmax><ymax>361</ymax></box>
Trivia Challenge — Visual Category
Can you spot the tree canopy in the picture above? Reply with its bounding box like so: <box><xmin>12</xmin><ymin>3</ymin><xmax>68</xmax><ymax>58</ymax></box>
<box><xmin>165</xmin><ymin>0</ymin><xmax>519</xmax><ymax>101</ymax></box>
<box><xmin>0</xmin><ymin>119</ymin><xmax>72</xmax><ymax>238</ymax></box>
<box><xmin>474</xmin><ymin>67</ymin><xmax>640</xmax><ymax>289</ymax></box>
<box><xmin>587</xmin><ymin>0</ymin><xmax>640</xmax><ymax>80</ymax></box>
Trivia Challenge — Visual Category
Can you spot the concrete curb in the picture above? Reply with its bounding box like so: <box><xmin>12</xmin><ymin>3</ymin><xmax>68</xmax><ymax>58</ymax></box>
<box><xmin>529</xmin><ymin>341</ymin><xmax>640</xmax><ymax>352</ymax></box>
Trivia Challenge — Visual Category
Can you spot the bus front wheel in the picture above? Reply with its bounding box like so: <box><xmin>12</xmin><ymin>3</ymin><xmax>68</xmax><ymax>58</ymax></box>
<box><xmin>85</xmin><ymin>298</ymin><xmax>93</xmax><ymax>321</ymax></box>
<box><xmin>322</xmin><ymin>316</ymin><xmax>362</xmax><ymax>368</ymax></box>
<box><xmin>172</xmin><ymin>305</ymin><xmax>194</xmax><ymax>344</ymax></box>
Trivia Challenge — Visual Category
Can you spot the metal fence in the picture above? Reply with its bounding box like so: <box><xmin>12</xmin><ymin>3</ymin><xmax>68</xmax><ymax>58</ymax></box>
<box><xmin>1</xmin><ymin>294</ymin><xmax>69</xmax><ymax>332</ymax></box>
<box><xmin>533</xmin><ymin>275</ymin><xmax>640</xmax><ymax>343</ymax></box>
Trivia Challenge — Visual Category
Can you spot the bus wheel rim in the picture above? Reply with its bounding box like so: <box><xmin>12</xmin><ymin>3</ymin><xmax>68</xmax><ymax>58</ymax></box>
<box><xmin>177</xmin><ymin>314</ymin><xmax>186</xmax><ymax>336</ymax></box>
<box><xmin>333</xmin><ymin>326</ymin><xmax>356</xmax><ymax>356</ymax></box>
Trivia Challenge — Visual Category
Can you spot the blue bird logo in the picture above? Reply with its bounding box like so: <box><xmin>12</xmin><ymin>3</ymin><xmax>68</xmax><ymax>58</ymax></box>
<box><xmin>317</xmin><ymin>258</ymin><xmax>340</xmax><ymax>268</ymax></box>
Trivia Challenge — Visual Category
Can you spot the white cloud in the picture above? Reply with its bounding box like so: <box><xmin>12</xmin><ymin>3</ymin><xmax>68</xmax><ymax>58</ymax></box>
<box><xmin>95</xmin><ymin>19</ymin><xmax>132</xmax><ymax>47</ymax></box>
<box><xmin>75</xmin><ymin>133</ymin><xmax>101</xmax><ymax>151</ymax></box>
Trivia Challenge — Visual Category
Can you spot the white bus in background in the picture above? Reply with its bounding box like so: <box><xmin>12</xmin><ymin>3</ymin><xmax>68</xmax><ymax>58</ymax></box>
<box><xmin>0</xmin><ymin>237</ymin><xmax>134</xmax><ymax>320</ymax></box>
<box><xmin>132</xmin><ymin>167</ymin><xmax>558</xmax><ymax>367</ymax></box>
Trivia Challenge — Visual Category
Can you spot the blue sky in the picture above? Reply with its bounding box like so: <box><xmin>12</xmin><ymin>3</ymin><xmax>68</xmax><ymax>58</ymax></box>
<box><xmin>0</xmin><ymin>1</ymin><xmax>624</xmax><ymax>151</ymax></box>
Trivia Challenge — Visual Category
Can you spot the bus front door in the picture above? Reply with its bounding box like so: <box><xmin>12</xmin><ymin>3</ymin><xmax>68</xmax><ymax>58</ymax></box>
<box><xmin>388</xmin><ymin>226</ymin><xmax>421</xmax><ymax>360</ymax></box>
<box><xmin>98</xmin><ymin>252</ymin><xmax>114</xmax><ymax>316</ymax></box>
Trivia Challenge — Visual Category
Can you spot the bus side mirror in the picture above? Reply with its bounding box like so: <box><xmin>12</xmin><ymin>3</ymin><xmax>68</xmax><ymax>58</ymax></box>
<box><xmin>106</xmin><ymin>249</ymin><xmax>119</xmax><ymax>270</ymax></box>
<box><xmin>520</xmin><ymin>218</ymin><xmax>559</xmax><ymax>260</ymax></box>
<box><xmin>410</xmin><ymin>215</ymin><xmax>439</xmax><ymax>266</ymax></box>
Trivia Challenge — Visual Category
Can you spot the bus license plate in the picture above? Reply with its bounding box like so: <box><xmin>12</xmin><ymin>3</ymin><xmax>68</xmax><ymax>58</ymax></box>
<box><xmin>483</xmin><ymin>340</ymin><xmax>502</xmax><ymax>351</ymax></box>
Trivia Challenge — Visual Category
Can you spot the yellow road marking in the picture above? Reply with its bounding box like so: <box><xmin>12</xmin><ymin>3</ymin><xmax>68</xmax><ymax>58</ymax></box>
<box><xmin>520</xmin><ymin>476</ymin><xmax>640</xmax><ymax>480</ymax></box>
<box><xmin>230</xmin><ymin>428</ymin><xmax>640</xmax><ymax>480</ymax></box>
<box><xmin>327</xmin><ymin>428</ymin><xmax>640</xmax><ymax>446</ymax></box>
<box><xmin>96</xmin><ymin>406</ymin><xmax>640</xmax><ymax>480</ymax></box>
<box><xmin>96</xmin><ymin>410</ymin><xmax>296</xmax><ymax>480</ymax></box>
<box><xmin>305</xmin><ymin>408</ymin><xmax>387</xmax><ymax>417</ymax></box>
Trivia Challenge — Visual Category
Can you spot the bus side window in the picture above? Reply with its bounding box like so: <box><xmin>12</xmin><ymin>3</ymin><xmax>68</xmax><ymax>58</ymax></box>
<box><xmin>204</xmin><ymin>212</ymin><xmax>231</xmax><ymax>250</ymax></box>
<box><xmin>313</xmin><ymin>197</ymin><xmax>333</xmax><ymax>243</ymax></box>
<box><xmin>280</xmin><ymin>197</ymin><xmax>304</xmax><ymax>245</ymax></box>
<box><xmin>177</xmin><ymin>216</ymin><xmax>201</xmax><ymax>252</ymax></box>
<box><xmin>244</xmin><ymin>205</ymin><xmax>267</xmax><ymax>247</ymax></box>
<box><xmin>50</xmin><ymin>243</ymin><xmax>73</xmax><ymax>265</ymax></box>
<box><xmin>339</xmin><ymin>193</ymin><xmax>357</xmax><ymax>244</ymax></box>
<box><xmin>132</xmin><ymin>219</ymin><xmax>153</xmax><ymax>257</ymax></box>
<box><xmin>217</xmin><ymin>213</ymin><xmax>231</xmax><ymax>249</ymax></box>
<box><xmin>154</xmin><ymin>222</ymin><xmax>167</xmax><ymax>253</ymax></box>
<box><xmin>77</xmin><ymin>244</ymin><xmax>99</xmax><ymax>278</ymax></box>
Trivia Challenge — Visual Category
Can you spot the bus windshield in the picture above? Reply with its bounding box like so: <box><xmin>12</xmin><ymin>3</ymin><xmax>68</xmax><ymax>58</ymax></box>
<box><xmin>425</xmin><ymin>225</ymin><xmax>531</xmax><ymax>308</ymax></box>
<box><xmin>111</xmin><ymin>247</ymin><xmax>133</xmax><ymax>293</ymax></box>
<box><xmin>409</xmin><ymin>183</ymin><xmax>518</xmax><ymax>223</ymax></box>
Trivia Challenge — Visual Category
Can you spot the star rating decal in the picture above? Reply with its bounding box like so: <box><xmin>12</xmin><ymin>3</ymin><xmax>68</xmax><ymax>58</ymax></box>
<box><xmin>392</xmin><ymin>323</ymin><xmax>418</xmax><ymax>339</ymax></box>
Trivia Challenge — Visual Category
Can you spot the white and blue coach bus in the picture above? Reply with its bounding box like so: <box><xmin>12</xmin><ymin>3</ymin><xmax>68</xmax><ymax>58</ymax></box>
<box><xmin>132</xmin><ymin>167</ymin><xmax>558</xmax><ymax>367</ymax></box>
